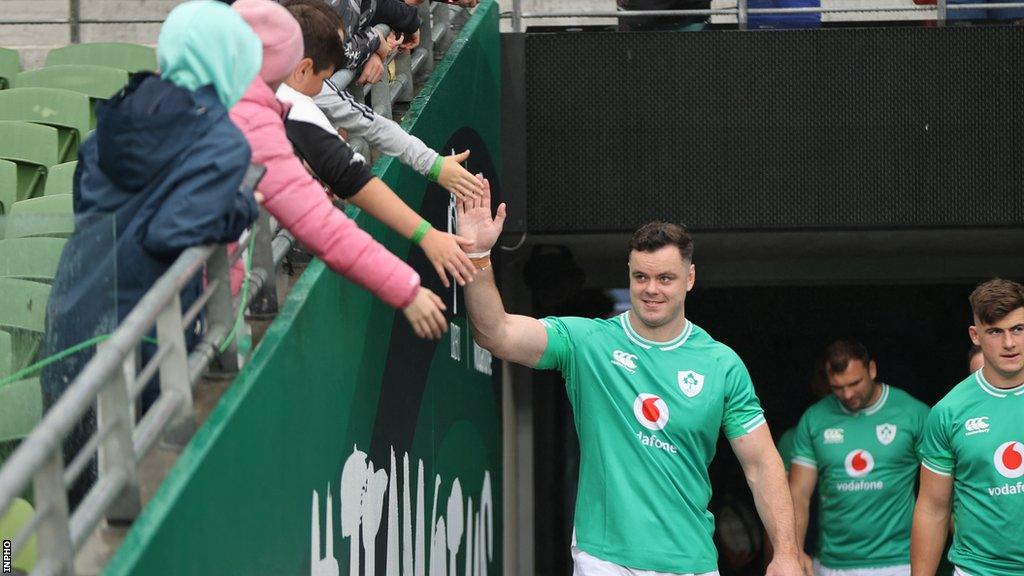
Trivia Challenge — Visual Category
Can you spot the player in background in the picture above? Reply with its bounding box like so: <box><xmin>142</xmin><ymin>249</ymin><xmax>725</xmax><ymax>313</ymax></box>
<box><xmin>788</xmin><ymin>341</ymin><xmax>928</xmax><ymax>576</ymax></box>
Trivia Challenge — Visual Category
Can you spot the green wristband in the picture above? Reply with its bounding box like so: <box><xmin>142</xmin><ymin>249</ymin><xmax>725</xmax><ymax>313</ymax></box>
<box><xmin>428</xmin><ymin>155</ymin><xmax>444</xmax><ymax>183</ymax></box>
<box><xmin>411</xmin><ymin>220</ymin><xmax>431</xmax><ymax>244</ymax></box>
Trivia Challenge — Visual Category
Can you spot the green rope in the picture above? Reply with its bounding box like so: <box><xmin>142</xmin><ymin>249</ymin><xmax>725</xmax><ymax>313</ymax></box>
<box><xmin>0</xmin><ymin>336</ymin><xmax>159</xmax><ymax>391</ymax></box>
<box><xmin>218</xmin><ymin>228</ymin><xmax>256</xmax><ymax>355</ymax></box>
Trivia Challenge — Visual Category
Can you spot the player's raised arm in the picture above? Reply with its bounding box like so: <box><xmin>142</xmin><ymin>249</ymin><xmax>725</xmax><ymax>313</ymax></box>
<box><xmin>457</xmin><ymin>175</ymin><xmax>549</xmax><ymax>367</ymax></box>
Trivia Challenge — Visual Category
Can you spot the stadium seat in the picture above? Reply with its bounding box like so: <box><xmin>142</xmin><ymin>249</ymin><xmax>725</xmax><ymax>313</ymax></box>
<box><xmin>0</xmin><ymin>377</ymin><xmax>42</xmax><ymax>444</ymax></box>
<box><xmin>15</xmin><ymin>64</ymin><xmax>128</xmax><ymax>102</ymax></box>
<box><xmin>0</xmin><ymin>238</ymin><xmax>67</xmax><ymax>282</ymax></box>
<box><xmin>43</xmin><ymin>161</ymin><xmax>77</xmax><ymax>196</ymax></box>
<box><xmin>0</xmin><ymin>278</ymin><xmax>50</xmax><ymax>378</ymax></box>
<box><xmin>0</xmin><ymin>121</ymin><xmax>59</xmax><ymax>201</ymax></box>
<box><xmin>0</xmin><ymin>497</ymin><xmax>38</xmax><ymax>573</ymax></box>
<box><xmin>3</xmin><ymin>195</ymin><xmax>74</xmax><ymax>239</ymax></box>
<box><xmin>0</xmin><ymin>159</ymin><xmax>16</xmax><ymax>214</ymax></box>
<box><xmin>0</xmin><ymin>47</ymin><xmax>19</xmax><ymax>90</ymax></box>
<box><xmin>45</xmin><ymin>42</ymin><xmax>156</xmax><ymax>73</ymax></box>
<box><xmin>0</xmin><ymin>88</ymin><xmax>92</xmax><ymax>162</ymax></box>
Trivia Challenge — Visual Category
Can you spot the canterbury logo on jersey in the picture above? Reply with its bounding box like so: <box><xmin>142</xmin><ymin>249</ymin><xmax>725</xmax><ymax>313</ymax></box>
<box><xmin>965</xmin><ymin>417</ymin><xmax>990</xmax><ymax>436</ymax></box>
<box><xmin>612</xmin><ymin>350</ymin><xmax>638</xmax><ymax>373</ymax></box>
<box><xmin>824</xmin><ymin>428</ymin><xmax>845</xmax><ymax>444</ymax></box>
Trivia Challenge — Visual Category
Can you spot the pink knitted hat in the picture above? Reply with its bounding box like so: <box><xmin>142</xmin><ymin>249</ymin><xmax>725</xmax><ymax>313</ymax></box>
<box><xmin>232</xmin><ymin>0</ymin><xmax>304</xmax><ymax>84</ymax></box>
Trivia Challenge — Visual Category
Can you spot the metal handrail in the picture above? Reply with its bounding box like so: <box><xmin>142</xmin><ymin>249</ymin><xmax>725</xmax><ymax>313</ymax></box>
<box><xmin>504</xmin><ymin>1</ymin><xmax>1024</xmax><ymax>30</ymax></box>
<box><xmin>0</xmin><ymin>3</ymin><xmax>467</xmax><ymax>574</ymax></box>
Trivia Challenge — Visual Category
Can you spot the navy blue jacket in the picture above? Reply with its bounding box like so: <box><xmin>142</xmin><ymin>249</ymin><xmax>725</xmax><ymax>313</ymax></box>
<box><xmin>41</xmin><ymin>74</ymin><xmax>257</xmax><ymax>502</ymax></box>
<box><xmin>44</xmin><ymin>71</ymin><xmax>257</xmax><ymax>389</ymax></box>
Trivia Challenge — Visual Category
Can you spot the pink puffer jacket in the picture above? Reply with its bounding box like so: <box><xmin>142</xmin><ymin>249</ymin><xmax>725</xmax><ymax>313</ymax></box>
<box><xmin>228</xmin><ymin>78</ymin><xmax>419</xmax><ymax>309</ymax></box>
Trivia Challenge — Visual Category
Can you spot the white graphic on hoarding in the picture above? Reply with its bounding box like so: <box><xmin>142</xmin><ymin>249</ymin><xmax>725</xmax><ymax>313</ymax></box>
<box><xmin>311</xmin><ymin>445</ymin><xmax>494</xmax><ymax>576</ymax></box>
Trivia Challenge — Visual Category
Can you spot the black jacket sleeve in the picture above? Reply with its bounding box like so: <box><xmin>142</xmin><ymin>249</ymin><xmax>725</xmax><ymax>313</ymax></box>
<box><xmin>284</xmin><ymin>118</ymin><xmax>374</xmax><ymax>199</ymax></box>
<box><xmin>368</xmin><ymin>0</ymin><xmax>421</xmax><ymax>35</ymax></box>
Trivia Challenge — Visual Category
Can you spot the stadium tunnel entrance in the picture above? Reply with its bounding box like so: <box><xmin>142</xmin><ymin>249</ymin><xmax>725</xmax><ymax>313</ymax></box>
<box><xmin>498</xmin><ymin>229</ymin><xmax>1024</xmax><ymax>575</ymax></box>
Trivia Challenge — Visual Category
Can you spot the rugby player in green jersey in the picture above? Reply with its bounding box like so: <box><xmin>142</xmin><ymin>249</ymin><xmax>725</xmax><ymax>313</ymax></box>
<box><xmin>789</xmin><ymin>341</ymin><xmax>929</xmax><ymax>576</ymax></box>
<box><xmin>912</xmin><ymin>279</ymin><xmax>1024</xmax><ymax>576</ymax></box>
<box><xmin>455</xmin><ymin>177</ymin><xmax>802</xmax><ymax>576</ymax></box>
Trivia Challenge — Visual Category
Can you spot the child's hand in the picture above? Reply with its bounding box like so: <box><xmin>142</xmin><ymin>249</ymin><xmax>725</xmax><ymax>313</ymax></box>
<box><xmin>438</xmin><ymin>150</ymin><xmax>483</xmax><ymax>200</ymax></box>
<box><xmin>419</xmin><ymin>227</ymin><xmax>476</xmax><ymax>288</ymax></box>
<box><xmin>402</xmin><ymin>287</ymin><xmax>448</xmax><ymax>339</ymax></box>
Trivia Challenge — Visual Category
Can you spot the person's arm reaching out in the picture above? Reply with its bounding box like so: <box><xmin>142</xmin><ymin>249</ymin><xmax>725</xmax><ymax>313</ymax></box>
<box><xmin>731</xmin><ymin>427</ymin><xmax>805</xmax><ymax>576</ymax></box>
<box><xmin>457</xmin><ymin>175</ymin><xmax>549</xmax><ymax>366</ymax></box>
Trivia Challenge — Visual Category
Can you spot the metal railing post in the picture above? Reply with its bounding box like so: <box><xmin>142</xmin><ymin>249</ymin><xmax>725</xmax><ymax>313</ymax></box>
<box><xmin>937</xmin><ymin>0</ymin><xmax>948</xmax><ymax>25</ymax></box>
<box><xmin>34</xmin><ymin>451</ymin><xmax>74</xmax><ymax>576</ymax></box>
<box><xmin>418</xmin><ymin>0</ymin><xmax>435</xmax><ymax>77</ymax></box>
<box><xmin>433</xmin><ymin>2</ymin><xmax>452</xmax><ymax>54</ymax></box>
<box><xmin>738</xmin><ymin>0</ymin><xmax>748</xmax><ymax>29</ymax></box>
<box><xmin>205</xmin><ymin>245</ymin><xmax>240</xmax><ymax>373</ymax></box>
<box><xmin>371</xmin><ymin>73</ymin><xmax>394</xmax><ymax>118</ymax></box>
<box><xmin>97</xmin><ymin>348</ymin><xmax>141</xmax><ymax>524</ymax></box>
<box><xmin>395</xmin><ymin>50</ymin><xmax>415</xmax><ymax>103</ymax></box>
<box><xmin>248</xmin><ymin>211</ymin><xmax>279</xmax><ymax>318</ymax></box>
<box><xmin>69</xmin><ymin>0</ymin><xmax>80</xmax><ymax>43</ymax></box>
<box><xmin>512</xmin><ymin>0</ymin><xmax>523</xmax><ymax>32</ymax></box>
<box><xmin>155</xmin><ymin>295</ymin><xmax>196</xmax><ymax>446</ymax></box>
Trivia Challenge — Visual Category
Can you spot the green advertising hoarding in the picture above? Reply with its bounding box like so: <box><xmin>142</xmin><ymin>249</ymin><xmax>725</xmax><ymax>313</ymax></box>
<box><xmin>105</xmin><ymin>3</ymin><xmax>502</xmax><ymax>574</ymax></box>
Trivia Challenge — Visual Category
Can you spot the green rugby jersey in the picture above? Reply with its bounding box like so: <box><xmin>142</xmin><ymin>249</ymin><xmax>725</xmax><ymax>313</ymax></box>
<box><xmin>918</xmin><ymin>370</ymin><xmax>1024</xmax><ymax>576</ymax></box>
<box><xmin>778</xmin><ymin>427</ymin><xmax>796</xmax><ymax>473</ymax></box>
<box><xmin>536</xmin><ymin>312</ymin><xmax>765</xmax><ymax>573</ymax></box>
<box><xmin>790</xmin><ymin>384</ymin><xmax>929</xmax><ymax>569</ymax></box>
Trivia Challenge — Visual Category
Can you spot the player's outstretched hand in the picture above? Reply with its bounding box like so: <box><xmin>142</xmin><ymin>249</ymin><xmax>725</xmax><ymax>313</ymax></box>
<box><xmin>419</xmin><ymin>227</ymin><xmax>476</xmax><ymax>287</ymax></box>
<box><xmin>438</xmin><ymin>150</ymin><xmax>483</xmax><ymax>200</ymax></box>
<box><xmin>455</xmin><ymin>174</ymin><xmax>506</xmax><ymax>254</ymax></box>
<box><xmin>403</xmin><ymin>287</ymin><xmax>448</xmax><ymax>339</ymax></box>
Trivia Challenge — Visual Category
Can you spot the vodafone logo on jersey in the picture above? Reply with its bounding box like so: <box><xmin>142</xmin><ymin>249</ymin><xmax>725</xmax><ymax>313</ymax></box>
<box><xmin>993</xmin><ymin>441</ymin><xmax>1024</xmax><ymax>479</ymax></box>
<box><xmin>633</xmin><ymin>393</ymin><xmax>669</xmax><ymax>431</ymax></box>
<box><xmin>844</xmin><ymin>449</ymin><xmax>875</xmax><ymax>478</ymax></box>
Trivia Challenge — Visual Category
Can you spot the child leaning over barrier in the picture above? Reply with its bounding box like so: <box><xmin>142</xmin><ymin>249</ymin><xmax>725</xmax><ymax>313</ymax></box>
<box><xmin>42</xmin><ymin>0</ymin><xmax>263</xmax><ymax>508</ymax></box>
<box><xmin>277</xmin><ymin>0</ymin><xmax>477</xmax><ymax>288</ymax></box>
<box><xmin>303</xmin><ymin>0</ymin><xmax>483</xmax><ymax>201</ymax></box>
<box><xmin>229</xmin><ymin>0</ymin><xmax>450</xmax><ymax>339</ymax></box>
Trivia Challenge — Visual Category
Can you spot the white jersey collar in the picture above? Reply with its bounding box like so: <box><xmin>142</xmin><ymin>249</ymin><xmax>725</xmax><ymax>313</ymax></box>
<box><xmin>619</xmin><ymin>311</ymin><xmax>693</xmax><ymax>351</ymax></box>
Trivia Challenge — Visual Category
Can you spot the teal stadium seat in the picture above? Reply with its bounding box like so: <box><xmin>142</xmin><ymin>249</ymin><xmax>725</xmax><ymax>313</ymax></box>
<box><xmin>15</xmin><ymin>64</ymin><xmax>128</xmax><ymax>101</ymax></box>
<box><xmin>0</xmin><ymin>159</ymin><xmax>16</xmax><ymax>214</ymax></box>
<box><xmin>43</xmin><ymin>161</ymin><xmax>77</xmax><ymax>196</ymax></box>
<box><xmin>0</xmin><ymin>277</ymin><xmax>50</xmax><ymax>381</ymax></box>
<box><xmin>0</xmin><ymin>497</ymin><xmax>38</xmax><ymax>572</ymax></box>
<box><xmin>0</xmin><ymin>48</ymin><xmax>19</xmax><ymax>90</ymax></box>
<box><xmin>4</xmin><ymin>195</ymin><xmax>74</xmax><ymax>239</ymax></box>
<box><xmin>0</xmin><ymin>88</ymin><xmax>93</xmax><ymax>163</ymax></box>
<box><xmin>45</xmin><ymin>42</ymin><xmax>156</xmax><ymax>73</ymax></box>
<box><xmin>0</xmin><ymin>237</ymin><xmax>67</xmax><ymax>283</ymax></box>
<box><xmin>0</xmin><ymin>121</ymin><xmax>60</xmax><ymax>201</ymax></box>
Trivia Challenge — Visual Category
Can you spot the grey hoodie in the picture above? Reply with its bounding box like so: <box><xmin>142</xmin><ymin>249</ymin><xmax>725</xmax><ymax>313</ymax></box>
<box><xmin>315</xmin><ymin>74</ymin><xmax>439</xmax><ymax>177</ymax></box>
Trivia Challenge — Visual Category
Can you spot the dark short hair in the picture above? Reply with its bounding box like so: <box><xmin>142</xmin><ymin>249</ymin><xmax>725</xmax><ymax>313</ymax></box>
<box><xmin>629</xmin><ymin>221</ymin><xmax>694</xmax><ymax>263</ymax></box>
<box><xmin>823</xmin><ymin>340</ymin><xmax>871</xmax><ymax>376</ymax></box>
<box><xmin>283</xmin><ymin>0</ymin><xmax>345</xmax><ymax>73</ymax></box>
<box><xmin>969</xmin><ymin>278</ymin><xmax>1024</xmax><ymax>325</ymax></box>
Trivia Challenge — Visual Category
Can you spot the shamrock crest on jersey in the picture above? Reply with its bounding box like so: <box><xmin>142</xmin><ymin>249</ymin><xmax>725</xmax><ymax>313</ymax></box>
<box><xmin>876</xmin><ymin>423</ymin><xmax>897</xmax><ymax>445</ymax></box>
<box><xmin>677</xmin><ymin>370</ymin><xmax>704</xmax><ymax>398</ymax></box>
